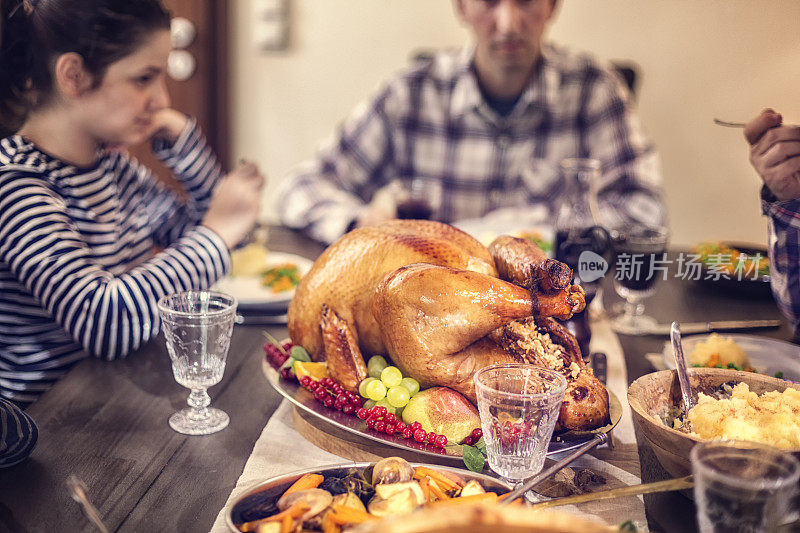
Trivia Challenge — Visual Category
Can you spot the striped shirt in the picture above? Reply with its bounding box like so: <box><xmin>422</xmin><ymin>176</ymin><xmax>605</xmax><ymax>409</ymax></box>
<box><xmin>276</xmin><ymin>44</ymin><xmax>665</xmax><ymax>245</ymax></box>
<box><xmin>762</xmin><ymin>187</ymin><xmax>800</xmax><ymax>335</ymax></box>
<box><xmin>0</xmin><ymin>397</ymin><xmax>37</xmax><ymax>467</ymax></box>
<box><xmin>0</xmin><ymin>119</ymin><xmax>230</xmax><ymax>405</ymax></box>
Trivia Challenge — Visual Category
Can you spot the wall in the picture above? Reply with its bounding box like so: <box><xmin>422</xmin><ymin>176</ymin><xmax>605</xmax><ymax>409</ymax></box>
<box><xmin>230</xmin><ymin>0</ymin><xmax>800</xmax><ymax>247</ymax></box>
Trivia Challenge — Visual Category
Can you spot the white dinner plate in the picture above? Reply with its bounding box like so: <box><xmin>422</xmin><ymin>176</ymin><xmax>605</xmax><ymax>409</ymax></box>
<box><xmin>214</xmin><ymin>252</ymin><xmax>313</xmax><ymax>309</ymax></box>
<box><xmin>453</xmin><ymin>214</ymin><xmax>554</xmax><ymax>256</ymax></box>
<box><xmin>662</xmin><ymin>333</ymin><xmax>800</xmax><ymax>382</ymax></box>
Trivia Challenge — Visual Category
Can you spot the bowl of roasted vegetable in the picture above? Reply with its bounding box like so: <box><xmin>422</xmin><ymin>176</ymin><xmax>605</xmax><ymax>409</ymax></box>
<box><xmin>226</xmin><ymin>457</ymin><xmax>511</xmax><ymax>532</ymax></box>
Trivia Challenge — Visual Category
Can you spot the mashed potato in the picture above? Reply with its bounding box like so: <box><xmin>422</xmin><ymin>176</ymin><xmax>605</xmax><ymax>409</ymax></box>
<box><xmin>686</xmin><ymin>383</ymin><xmax>800</xmax><ymax>450</ymax></box>
<box><xmin>230</xmin><ymin>243</ymin><xmax>269</xmax><ymax>277</ymax></box>
<box><xmin>688</xmin><ymin>333</ymin><xmax>751</xmax><ymax>370</ymax></box>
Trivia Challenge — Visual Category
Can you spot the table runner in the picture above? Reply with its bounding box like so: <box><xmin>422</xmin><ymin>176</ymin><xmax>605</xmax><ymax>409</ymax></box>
<box><xmin>210</xmin><ymin>312</ymin><xmax>648</xmax><ymax>532</ymax></box>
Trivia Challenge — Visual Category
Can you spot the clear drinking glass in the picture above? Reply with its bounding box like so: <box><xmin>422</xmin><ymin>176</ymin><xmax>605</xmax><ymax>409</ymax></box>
<box><xmin>158</xmin><ymin>290</ymin><xmax>237</xmax><ymax>435</ymax></box>
<box><xmin>473</xmin><ymin>363</ymin><xmax>567</xmax><ymax>485</ymax></box>
<box><xmin>393</xmin><ymin>177</ymin><xmax>443</xmax><ymax>220</ymax></box>
<box><xmin>691</xmin><ymin>440</ymin><xmax>800</xmax><ymax>533</ymax></box>
<box><xmin>610</xmin><ymin>225</ymin><xmax>669</xmax><ymax>335</ymax></box>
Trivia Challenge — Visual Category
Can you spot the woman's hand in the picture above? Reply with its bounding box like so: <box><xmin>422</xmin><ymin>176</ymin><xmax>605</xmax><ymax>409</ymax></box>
<box><xmin>202</xmin><ymin>161</ymin><xmax>266</xmax><ymax>249</ymax></box>
<box><xmin>147</xmin><ymin>108</ymin><xmax>189</xmax><ymax>144</ymax></box>
<box><xmin>745</xmin><ymin>109</ymin><xmax>800</xmax><ymax>201</ymax></box>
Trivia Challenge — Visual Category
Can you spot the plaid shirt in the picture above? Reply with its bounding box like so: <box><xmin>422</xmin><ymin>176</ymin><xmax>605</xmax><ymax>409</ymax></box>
<box><xmin>276</xmin><ymin>44</ymin><xmax>666</xmax><ymax>245</ymax></box>
<box><xmin>762</xmin><ymin>187</ymin><xmax>800</xmax><ymax>335</ymax></box>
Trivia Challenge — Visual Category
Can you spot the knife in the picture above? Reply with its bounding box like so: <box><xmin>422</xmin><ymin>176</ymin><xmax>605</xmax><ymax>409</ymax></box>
<box><xmin>641</xmin><ymin>319</ymin><xmax>781</xmax><ymax>336</ymax></box>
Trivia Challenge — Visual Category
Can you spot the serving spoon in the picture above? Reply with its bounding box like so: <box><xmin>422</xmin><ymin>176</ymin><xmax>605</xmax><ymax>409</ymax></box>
<box><xmin>671</xmin><ymin>321</ymin><xmax>695</xmax><ymax>415</ymax></box>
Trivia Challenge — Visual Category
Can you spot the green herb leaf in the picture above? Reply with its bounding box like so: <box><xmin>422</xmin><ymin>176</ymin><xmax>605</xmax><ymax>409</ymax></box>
<box><xmin>474</xmin><ymin>436</ymin><xmax>486</xmax><ymax>453</ymax></box>
<box><xmin>775</xmin><ymin>371</ymin><xmax>784</xmax><ymax>379</ymax></box>
<box><xmin>263</xmin><ymin>331</ymin><xmax>287</xmax><ymax>356</ymax></box>
<box><xmin>462</xmin><ymin>444</ymin><xmax>486</xmax><ymax>473</ymax></box>
<box><xmin>290</xmin><ymin>345</ymin><xmax>311</xmax><ymax>362</ymax></box>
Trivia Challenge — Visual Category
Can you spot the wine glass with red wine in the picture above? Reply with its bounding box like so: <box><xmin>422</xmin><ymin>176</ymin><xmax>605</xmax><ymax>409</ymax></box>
<box><xmin>394</xmin><ymin>177</ymin><xmax>442</xmax><ymax>220</ymax></box>
<box><xmin>610</xmin><ymin>226</ymin><xmax>669</xmax><ymax>335</ymax></box>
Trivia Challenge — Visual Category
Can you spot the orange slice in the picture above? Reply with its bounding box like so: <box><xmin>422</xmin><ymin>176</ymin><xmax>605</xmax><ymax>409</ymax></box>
<box><xmin>293</xmin><ymin>361</ymin><xmax>329</xmax><ymax>381</ymax></box>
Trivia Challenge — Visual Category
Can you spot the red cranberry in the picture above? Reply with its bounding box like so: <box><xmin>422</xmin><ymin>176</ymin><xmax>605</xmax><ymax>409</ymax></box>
<box><xmin>333</xmin><ymin>399</ymin><xmax>344</xmax><ymax>410</ymax></box>
<box><xmin>372</xmin><ymin>406</ymin><xmax>387</xmax><ymax>417</ymax></box>
<box><xmin>298</xmin><ymin>376</ymin><xmax>311</xmax><ymax>387</ymax></box>
<box><xmin>374</xmin><ymin>420</ymin><xmax>386</xmax><ymax>433</ymax></box>
<box><xmin>384</xmin><ymin>413</ymin><xmax>397</xmax><ymax>425</ymax></box>
<box><xmin>394</xmin><ymin>422</ymin><xmax>407</xmax><ymax>432</ymax></box>
<box><xmin>427</xmin><ymin>432</ymin><xmax>438</xmax><ymax>444</ymax></box>
<box><xmin>342</xmin><ymin>404</ymin><xmax>355</xmax><ymax>415</ymax></box>
<box><xmin>410</xmin><ymin>422</ymin><xmax>422</xmax><ymax>432</ymax></box>
<box><xmin>435</xmin><ymin>434</ymin><xmax>448</xmax><ymax>447</ymax></box>
<box><xmin>384</xmin><ymin>424</ymin><xmax>396</xmax><ymax>435</ymax></box>
<box><xmin>357</xmin><ymin>408</ymin><xmax>369</xmax><ymax>420</ymax></box>
<box><xmin>324</xmin><ymin>396</ymin><xmax>335</xmax><ymax>408</ymax></box>
<box><xmin>463</xmin><ymin>436</ymin><xmax>475</xmax><ymax>446</ymax></box>
<box><xmin>308</xmin><ymin>381</ymin><xmax>319</xmax><ymax>392</ymax></box>
<box><xmin>472</xmin><ymin>428</ymin><xmax>483</xmax><ymax>439</ymax></box>
<box><xmin>279</xmin><ymin>368</ymin><xmax>293</xmax><ymax>380</ymax></box>
<box><xmin>413</xmin><ymin>429</ymin><xmax>427</xmax><ymax>443</ymax></box>
<box><xmin>402</xmin><ymin>427</ymin><xmax>414</xmax><ymax>439</ymax></box>
<box><xmin>366</xmin><ymin>417</ymin><xmax>378</xmax><ymax>429</ymax></box>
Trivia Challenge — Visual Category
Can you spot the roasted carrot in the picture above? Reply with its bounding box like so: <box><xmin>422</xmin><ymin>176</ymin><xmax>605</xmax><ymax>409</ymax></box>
<box><xmin>419</xmin><ymin>475</ymin><xmax>432</xmax><ymax>502</ymax></box>
<box><xmin>329</xmin><ymin>505</ymin><xmax>377</xmax><ymax>525</ymax></box>
<box><xmin>428</xmin><ymin>482</ymin><xmax>450</xmax><ymax>501</ymax></box>
<box><xmin>239</xmin><ymin>502</ymin><xmax>310</xmax><ymax>532</ymax></box>
<box><xmin>413</xmin><ymin>467</ymin><xmax>461</xmax><ymax>491</ymax></box>
<box><xmin>283</xmin><ymin>473</ymin><xmax>324</xmax><ymax>496</ymax></box>
<box><xmin>322</xmin><ymin>513</ymin><xmax>341</xmax><ymax>533</ymax></box>
<box><xmin>429</xmin><ymin>492</ymin><xmax>498</xmax><ymax>507</ymax></box>
<box><xmin>280</xmin><ymin>514</ymin><xmax>293</xmax><ymax>533</ymax></box>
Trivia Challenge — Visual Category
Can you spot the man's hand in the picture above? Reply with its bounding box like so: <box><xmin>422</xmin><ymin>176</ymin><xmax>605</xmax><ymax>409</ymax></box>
<box><xmin>744</xmin><ymin>108</ymin><xmax>800</xmax><ymax>201</ymax></box>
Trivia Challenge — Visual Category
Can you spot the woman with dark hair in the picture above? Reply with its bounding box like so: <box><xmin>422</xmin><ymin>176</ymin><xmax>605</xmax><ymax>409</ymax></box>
<box><xmin>0</xmin><ymin>0</ymin><xmax>265</xmax><ymax>407</ymax></box>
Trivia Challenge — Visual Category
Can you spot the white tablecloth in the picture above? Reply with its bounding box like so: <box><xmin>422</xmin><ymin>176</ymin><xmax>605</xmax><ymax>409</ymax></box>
<box><xmin>210</xmin><ymin>312</ymin><xmax>647</xmax><ymax>532</ymax></box>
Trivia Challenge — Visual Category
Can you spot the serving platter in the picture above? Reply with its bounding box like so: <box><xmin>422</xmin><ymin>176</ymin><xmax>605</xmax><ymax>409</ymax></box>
<box><xmin>226</xmin><ymin>461</ymin><xmax>512</xmax><ymax>532</ymax></box>
<box><xmin>263</xmin><ymin>362</ymin><xmax>622</xmax><ymax>463</ymax></box>
<box><xmin>661</xmin><ymin>333</ymin><xmax>800</xmax><ymax>383</ymax></box>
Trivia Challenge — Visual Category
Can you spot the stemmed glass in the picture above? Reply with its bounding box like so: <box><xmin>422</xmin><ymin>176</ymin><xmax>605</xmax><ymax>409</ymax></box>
<box><xmin>158</xmin><ymin>290</ymin><xmax>237</xmax><ymax>435</ymax></box>
<box><xmin>473</xmin><ymin>364</ymin><xmax>567</xmax><ymax>487</ymax></box>
<box><xmin>610</xmin><ymin>225</ymin><xmax>669</xmax><ymax>335</ymax></box>
<box><xmin>393</xmin><ymin>177</ymin><xmax>443</xmax><ymax>220</ymax></box>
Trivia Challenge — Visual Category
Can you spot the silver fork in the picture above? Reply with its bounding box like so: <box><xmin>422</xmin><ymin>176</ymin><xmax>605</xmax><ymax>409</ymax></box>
<box><xmin>714</xmin><ymin>118</ymin><xmax>800</xmax><ymax>128</ymax></box>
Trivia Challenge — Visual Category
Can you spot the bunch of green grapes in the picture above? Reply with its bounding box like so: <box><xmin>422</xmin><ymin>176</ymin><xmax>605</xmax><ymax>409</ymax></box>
<box><xmin>357</xmin><ymin>355</ymin><xmax>421</xmax><ymax>415</ymax></box>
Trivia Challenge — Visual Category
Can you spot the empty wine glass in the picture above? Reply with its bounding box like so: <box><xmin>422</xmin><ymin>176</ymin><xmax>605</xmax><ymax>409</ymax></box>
<box><xmin>158</xmin><ymin>290</ymin><xmax>237</xmax><ymax>435</ymax></box>
<box><xmin>610</xmin><ymin>225</ymin><xmax>669</xmax><ymax>335</ymax></box>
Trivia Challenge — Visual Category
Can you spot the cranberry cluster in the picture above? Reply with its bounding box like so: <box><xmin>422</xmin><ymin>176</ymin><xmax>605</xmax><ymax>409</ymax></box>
<box><xmin>264</xmin><ymin>340</ymin><xmax>295</xmax><ymax>380</ymax></box>
<box><xmin>493</xmin><ymin>420</ymin><xmax>532</xmax><ymax>447</ymax></box>
<box><xmin>461</xmin><ymin>427</ymin><xmax>484</xmax><ymax>446</ymax></box>
<box><xmin>356</xmin><ymin>406</ymin><xmax>448</xmax><ymax>448</ymax></box>
<box><xmin>299</xmin><ymin>376</ymin><xmax>362</xmax><ymax>415</ymax></box>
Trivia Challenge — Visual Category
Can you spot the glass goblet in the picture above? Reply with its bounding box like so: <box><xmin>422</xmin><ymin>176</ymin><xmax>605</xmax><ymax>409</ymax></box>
<box><xmin>610</xmin><ymin>225</ymin><xmax>669</xmax><ymax>335</ymax></box>
<box><xmin>473</xmin><ymin>363</ymin><xmax>567</xmax><ymax>486</ymax></box>
<box><xmin>393</xmin><ymin>177</ymin><xmax>443</xmax><ymax>220</ymax></box>
<box><xmin>157</xmin><ymin>290</ymin><xmax>237</xmax><ymax>435</ymax></box>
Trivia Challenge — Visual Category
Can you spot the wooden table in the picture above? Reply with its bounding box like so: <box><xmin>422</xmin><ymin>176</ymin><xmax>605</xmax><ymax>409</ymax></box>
<box><xmin>0</xmin><ymin>229</ymin><xmax>792</xmax><ymax>532</ymax></box>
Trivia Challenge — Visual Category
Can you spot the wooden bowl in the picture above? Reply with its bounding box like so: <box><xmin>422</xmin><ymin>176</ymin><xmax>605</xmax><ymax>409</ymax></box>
<box><xmin>627</xmin><ymin>368</ymin><xmax>800</xmax><ymax>478</ymax></box>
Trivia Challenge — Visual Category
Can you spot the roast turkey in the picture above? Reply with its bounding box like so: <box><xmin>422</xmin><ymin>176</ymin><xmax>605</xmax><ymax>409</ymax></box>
<box><xmin>286</xmin><ymin>220</ymin><xmax>609</xmax><ymax>431</ymax></box>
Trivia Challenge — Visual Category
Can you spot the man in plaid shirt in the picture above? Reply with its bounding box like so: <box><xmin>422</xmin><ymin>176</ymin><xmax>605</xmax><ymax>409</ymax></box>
<box><xmin>277</xmin><ymin>0</ymin><xmax>666</xmax><ymax>245</ymax></box>
<box><xmin>745</xmin><ymin>109</ymin><xmax>800</xmax><ymax>335</ymax></box>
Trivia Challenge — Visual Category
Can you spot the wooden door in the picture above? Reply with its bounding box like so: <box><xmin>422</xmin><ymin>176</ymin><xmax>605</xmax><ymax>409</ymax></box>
<box><xmin>129</xmin><ymin>0</ymin><xmax>230</xmax><ymax>186</ymax></box>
